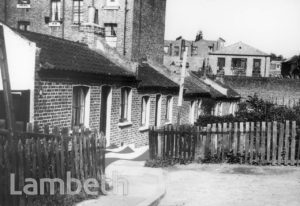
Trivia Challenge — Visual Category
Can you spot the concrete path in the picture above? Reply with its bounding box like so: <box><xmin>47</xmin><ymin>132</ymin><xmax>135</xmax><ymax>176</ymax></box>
<box><xmin>76</xmin><ymin>146</ymin><xmax>166</xmax><ymax>206</ymax></box>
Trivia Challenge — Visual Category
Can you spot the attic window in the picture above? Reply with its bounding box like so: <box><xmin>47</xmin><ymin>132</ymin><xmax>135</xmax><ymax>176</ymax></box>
<box><xmin>239</xmin><ymin>46</ymin><xmax>242</xmax><ymax>49</ymax></box>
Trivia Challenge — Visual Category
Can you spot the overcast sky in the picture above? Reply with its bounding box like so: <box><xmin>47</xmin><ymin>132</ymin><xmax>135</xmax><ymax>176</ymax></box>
<box><xmin>165</xmin><ymin>0</ymin><xmax>300</xmax><ymax>58</ymax></box>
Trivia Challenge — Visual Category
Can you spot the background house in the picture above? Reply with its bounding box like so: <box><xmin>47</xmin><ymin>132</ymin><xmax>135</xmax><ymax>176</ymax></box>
<box><xmin>164</xmin><ymin>31</ymin><xmax>225</xmax><ymax>73</ymax></box>
<box><xmin>270</xmin><ymin>60</ymin><xmax>283</xmax><ymax>77</ymax></box>
<box><xmin>209</xmin><ymin>42</ymin><xmax>271</xmax><ymax>77</ymax></box>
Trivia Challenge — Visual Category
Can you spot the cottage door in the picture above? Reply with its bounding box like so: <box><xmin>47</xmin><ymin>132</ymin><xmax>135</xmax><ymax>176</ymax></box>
<box><xmin>100</xmin><ymin>86</ymin><xmax>112</xmax><ymax>144</ymax></box>
<box><xmin>154</xmin><ymin>95</ymin><xmax>161</xmax><ymax>126</ymax></box>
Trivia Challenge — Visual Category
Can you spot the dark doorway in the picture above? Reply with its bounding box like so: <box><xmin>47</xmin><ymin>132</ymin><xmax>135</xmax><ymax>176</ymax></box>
<box><xmin>100</xmin><ymin>86</ymin><xmax>111</xmax><ymax>135</ymax></box>
<box><xmin>253</xmin><ymin>59</ymin><xmax>262</xmax><ymax>77</ymax></box>
<box><xmin>155</xmin><ymin>94</ymin><xmax>161</xmax><ymax>126</ymax></box>
<box><xmin>0</xmin><ymin>90</ymin><xmax>30</xmax><ymax>131</ymax></box>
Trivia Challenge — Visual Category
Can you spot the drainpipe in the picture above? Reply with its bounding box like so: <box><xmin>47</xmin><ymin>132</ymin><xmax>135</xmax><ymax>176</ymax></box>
<box><xmin>137</xmin><ymin>0</ymin><xmax>142</xmax><ymax>60</ymax></box>
<box><xmin>62</xmin><ymin>0</ymin><xmax>65</xmax><ymax>39</ymax></box>
<box><xmin>123</xmin><ymin>0</ymin><xmax>128</xmax><ymax>56</ymax></box>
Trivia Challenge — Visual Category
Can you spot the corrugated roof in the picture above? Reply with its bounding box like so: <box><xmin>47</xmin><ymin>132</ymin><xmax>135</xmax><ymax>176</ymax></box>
<box><xmin>210</xmin><ymin>41</ymin><xmax>269</xmax><ymax>56</ymax></box>
<box><xmin>137</xmin><ymin>63</ymin><xmax>179</xmax><ymax>89</ymax></box>
<box><xmin>16</xmin><ymin>30</ymin><xmax>135</xmax><ymax>77</ymax></box>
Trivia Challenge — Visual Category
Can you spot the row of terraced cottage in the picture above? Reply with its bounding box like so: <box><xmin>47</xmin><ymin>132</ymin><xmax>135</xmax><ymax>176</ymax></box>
<box><xmin>0</xmin><ymin>23</ymin><xmax>240</xmax><ymax>147</ymax></box>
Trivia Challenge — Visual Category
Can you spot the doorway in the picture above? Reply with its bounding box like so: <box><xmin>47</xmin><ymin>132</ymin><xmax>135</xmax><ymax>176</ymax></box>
<box><xmin>155</xmin><ymin>94</ymin><xmax>161</xmax><ymax>127</ymax></box>
<box><xmin>100</xmin><ymin>86</ymin><xmax>112</xmax><ymax>146</ymax></box>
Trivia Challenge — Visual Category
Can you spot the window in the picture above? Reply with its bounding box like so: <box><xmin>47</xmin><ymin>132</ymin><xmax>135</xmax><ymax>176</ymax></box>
<box><xmin>155</xmin><ymin>94</ymin><xmax>162</xmax><ymax>126</ymax></box>
<box><xmin>191</xmin><ymin>46</ymin><xmax>198</xmax><ymax>56</ymax></box>
<box><xmin>17</xmin><ymin>0</ymin><xmax>31</xmax><ymax>8</ymax></box>
<box><xmin>231</xmin><ymin>58</ymin><xmax>247</xmax><ymax>76</ymax></box>
<box><xmin>141</xmin><ymin>96</ymin><xmax>150</xmax><ymax>128</ymax></box>
<box><xmin>104</xmin><ymin>23</ymin><xmax>117</xmax><ymax>37</ymax></box>
<box><xmin>17</xmin><ymin>21</ymin><xmax>30</xmax><ymax>31</ymax></box>
<box><xmin>173</xmin><ymin>46</ymin><xmax>180</xmax><ymax>56</ymax></box>
<box><xmin>72</xmin><ymin>86</ymin><xmax>89</xmax><ymax>127</ymax></box>
<box><xmin>106</xmin><ymin>0</ymin><xmax>119</xmax><ymax>6</ymax></box>
<box><xmin>51</xmin><ymin>0</ymin><xmax>61</xmax><ymax>22</ymax></box>
<box><xmin>165</xmin><ymin>96</ymin><xmax>173</xmax><ymax>123</ymax></box>
<box><xmin>120</xmin><ymin>87</ymin><xmax>132</xmax><ymax>123</ymax></box>
<box><xmin>164</xmin><ymin>46</ymin><xmax>169</xmax><ymax>55</ymax></box>
<box><xmin>73</xmin><ymin>0</ymin><xmax>83</xmax><ymax>24</ymax></box>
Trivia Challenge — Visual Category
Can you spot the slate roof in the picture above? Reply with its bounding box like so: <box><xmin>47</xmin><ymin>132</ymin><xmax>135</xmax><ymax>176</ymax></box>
<box><xmin>137</xmin><ymin>63</ymin><xmax>179</xmax><ymax>89</ymax></box>
<box><xmin>16</xmin><ymin>30</ymin><xmax>134</xmax><ymax>77</ymax></box>
<box><xmin>184</xmin><ymin>74</ymin><xmax>211</xmax><ymax>96</ymax></box>
<box><xmin>191</xmin><ymin>72</ymin><xmax>241</xmax><ymax>100</ymax></box>
<box><xmin>210</xmin><ymin>41</ymin><xmax>270</xmax><ymax>57</ymax></box>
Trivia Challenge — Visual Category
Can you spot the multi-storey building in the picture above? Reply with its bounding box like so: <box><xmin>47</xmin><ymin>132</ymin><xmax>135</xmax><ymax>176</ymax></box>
<box><xmin>164</xmin><ymin>31</ymin><xmax>225</xmax><ymax>73</ymax></box>
<box><xmin>0</xmin><ymin>0</ymin><xmax>166</xmax><ymax>64</ymax></box>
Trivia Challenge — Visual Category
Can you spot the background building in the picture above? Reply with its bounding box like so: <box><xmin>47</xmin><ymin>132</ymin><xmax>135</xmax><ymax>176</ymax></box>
<box><xmin>164</xmin><ymin>31</ymin><xmax>225</xmax><ymax>73</ymax></box>
<box><xmin>0</xmin><ymin>0</ymin><xmax>167</xmax><ymax>64</ymax></box>
<box><xmin>209</xmin><ymin>42</ymin><xmax>271</xmax><ymax>77</ymax></box>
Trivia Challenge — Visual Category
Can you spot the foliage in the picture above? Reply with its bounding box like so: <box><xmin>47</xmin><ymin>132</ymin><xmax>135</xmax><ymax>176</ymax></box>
<box><xmin>196</xmin><ymin>94</ymin><xmax>300</xmax><ymax>126</ymax></box>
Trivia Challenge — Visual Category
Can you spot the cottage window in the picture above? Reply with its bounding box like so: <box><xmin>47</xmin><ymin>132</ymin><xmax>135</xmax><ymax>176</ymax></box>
<box><xmin>72</xmin><ymin>86</ymin><xmax>89</xmax><ymax>127</ymax></box>
<box><xmin>73</xmin><ymin>0</ymin><xmax>83</xmax><ymax>24</ymax></box>
<box><xmin>120</xmin><ymin>87</ymin><xmax>132</xmax><ymax>123</ymax></box>
<box><xmin>17</xmin><ymin>21</ymin><xmax>30</xmax><ymax>31</ymax></box>
<box><xmin>165</xmin><ymin>96</ymin><xmax>173</xmax><ymax>123</ymax></box>
<box><xmin>51</xmin><ymin>0</ymin><xmax>61</xmax><ymax>22</ymax></box>
<box><xmin>104</xmin><ymin>23</ymin><xmax>117</xmax><ymax>37</ymax></box>
<box><xmin>174</xmin><ymin>46</ymin><xmax>180</xmax><ymax>56</ymax></box>
<box><xmin>141</xmin><ymin>96</ymin><xmax>150</xmax><ymax>127</ymax></box>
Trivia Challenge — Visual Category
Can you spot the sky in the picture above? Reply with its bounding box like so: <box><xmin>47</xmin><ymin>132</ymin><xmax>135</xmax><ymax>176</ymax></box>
<box><xmin>165</xmin><ymin>0</ymin><xmax>300</xmax><ymax>58</ymax></box>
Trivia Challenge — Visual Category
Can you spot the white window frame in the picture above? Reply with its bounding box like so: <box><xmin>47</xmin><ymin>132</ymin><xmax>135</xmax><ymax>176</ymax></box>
<box><xmin>118</xmin><ymin>87</ymin><xmax>132</xmax><ymax>127</ymax></box>
<box><xmin>73</xmin><ymin>0</ymin><xmax>84</xmax><ymax>24</ymax></box>
<box><xmin>71</xmin><ymin>86</ymin><xmax>90</xmax><ymax>128</ymax></box>
<box><xmin>51</xmin><ymin>0</ymin><xmax>62</xmax><ymax>22</ymax></box>
<box><xmin>140</xmin><ymin>96</ymin><xmax>151</xmax><ymax>131</ymax></box>
<box><xmin>165</xmin><ymin>96</ymin><xmax>173</xmax><ymax>124</ymax></box>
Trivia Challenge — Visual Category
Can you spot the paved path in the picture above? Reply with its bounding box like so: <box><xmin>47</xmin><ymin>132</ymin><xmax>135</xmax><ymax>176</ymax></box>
<box><xmin>160</xmin><ymin>164</ymin><xmax>300</xmax><ymax>206</ymax></box>
<box><xmin>76</xmin><ymin>145</ymin><xmax>165</xmax><ymax>206</ymax></box>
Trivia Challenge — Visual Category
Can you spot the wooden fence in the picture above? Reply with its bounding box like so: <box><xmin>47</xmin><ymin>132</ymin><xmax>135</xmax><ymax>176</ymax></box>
<box><xmin>149</xmin><ymin>121</ymin><xmax>300</xmax><ymax>166</ymax></box>
<box><xmin>0</xmin><ymin>128</ymin><xmax>106</xmax><ymax>206</ymax></box>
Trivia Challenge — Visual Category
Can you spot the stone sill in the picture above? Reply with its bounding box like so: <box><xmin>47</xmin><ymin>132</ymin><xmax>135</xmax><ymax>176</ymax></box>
<box><xmin>164</xmin><ymin>122</ymin><xmax>172</xmax><ymax>126</ymax></box>
<box><xmin>103</xmin><ymin>6</ymin><xmax>120</xmax><ymax>10</ymax></box>
<box><xmin>118</xmin><ymin>121</ymin><xmax>133</xmax><ymax>128</ymax></box>
<box><xmin>139</xmin><ymin>126</ymin><xmax>150</xmax><ymax>132</ymax></box>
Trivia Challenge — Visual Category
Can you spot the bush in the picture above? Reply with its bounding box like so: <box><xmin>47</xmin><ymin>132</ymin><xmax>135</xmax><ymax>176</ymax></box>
<box><xmin>196</xmin><ymin>94</ymin><xmax>300</xmax><ymax>126</ymax></box>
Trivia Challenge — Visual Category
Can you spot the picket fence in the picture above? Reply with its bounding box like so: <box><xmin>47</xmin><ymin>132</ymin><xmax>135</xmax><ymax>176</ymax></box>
<box><xmin>0</xmin><ymin>127</ymin><xmax>106</xmax><ymax>206</ymax></box>
<box><xmin>149</xmin><ymin>121</ymin><xmax>300</xmax><ymax>166</ymax></box>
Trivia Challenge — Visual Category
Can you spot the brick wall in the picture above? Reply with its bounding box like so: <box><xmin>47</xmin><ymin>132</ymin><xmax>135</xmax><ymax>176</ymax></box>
<box><xmin>223</xmin><ymin>76</ymin><xmax>300</xmax><ymax>105</ymax></box>
<box><xmin>2</xmin><ymin>0</ymin><xmax>167</xmax><ymax>64</ymax></box>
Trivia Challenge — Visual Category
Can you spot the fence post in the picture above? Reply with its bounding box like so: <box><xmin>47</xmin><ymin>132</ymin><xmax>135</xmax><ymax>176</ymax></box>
<box><xmin>278</xmin><ymin>123</ymin><xmax>284</xmax><ymax>165</ymax></box>
<box><xmin>211</xmin><ymin>124</ymin><xmax>217</xmax><ymax>157</ymax></box>
<box><xmin>250</xmin><ymin>122</ymin><xmax>255</xmax><ymax>164</ymax></box>
<box><xmin>290</xmin><ymin>121</ymin><xmax>296</xmax><ymax>166</ymax></box>
<box><xmin>233</xmin><ymin>122</ymin><xmax>238</xmax><ymax>156</ymax></box>
<box><xmin>266</xmin><ymin>122</ymin><xmax>272</xmax><ymax>164</ymax></box>
<box><xmin>272</xmin><ymin>121</ymin><xmax>278</xmax><ymax>165</ymax></box>
<box><xmin>284</xmin><ymin>121</ymin><xmax>290</xmax><ymax>165</ymax></box>
<box><xmin>239</xmin><ymin>122</ymin><xmax>244</xmax><ymax>164</ymax></box>
<box><xmin>244</xmin><ymin>122</ymin><xmax>250</xmax><ymax>164</ymax></box>
<box><xmin>261</xmin><ymin>122</ymin><xmax>266</xmax><ymax>165</ymax></box>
